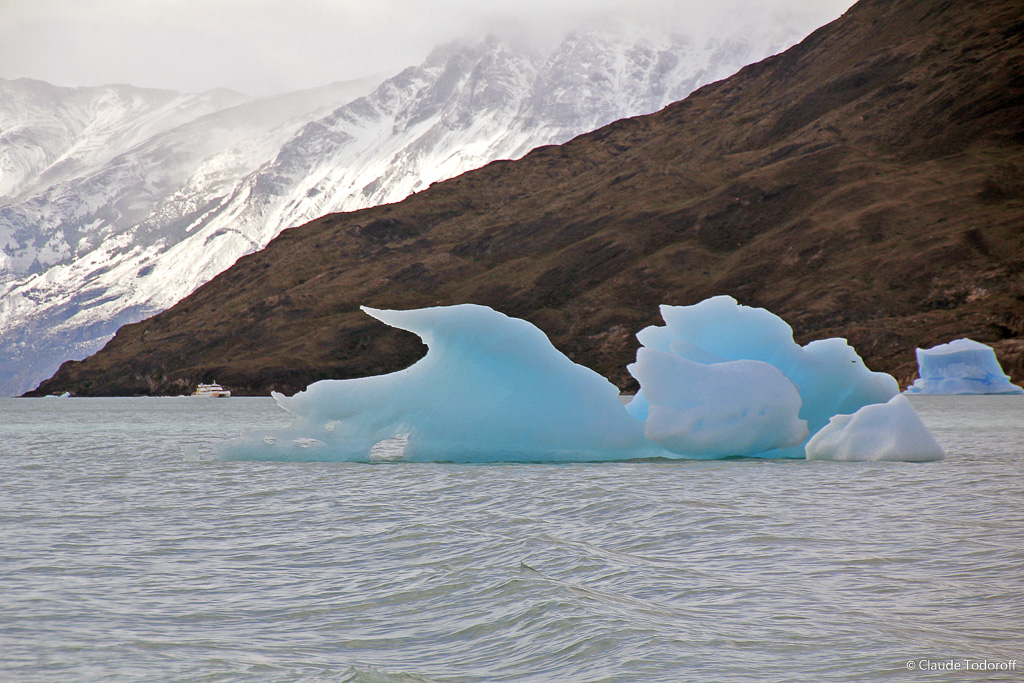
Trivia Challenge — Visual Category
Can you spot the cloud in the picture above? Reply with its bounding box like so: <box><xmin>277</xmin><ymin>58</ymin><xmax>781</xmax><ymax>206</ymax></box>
<box><xmin>0</xmin><ymin>0</ymin><xmax>856</xmax><ymax>95</ymax></box>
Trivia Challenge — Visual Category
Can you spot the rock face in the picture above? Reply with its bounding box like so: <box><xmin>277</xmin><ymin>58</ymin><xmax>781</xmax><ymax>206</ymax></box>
<box><xmin>1</xmin><ymin>28</ymin><xmax>804</xmax><ymax>397</ymax></box>
<box><xmin>30</xmin><ymin>0</ymin><xmax>1024</xmax><ymax>397</ymax></box>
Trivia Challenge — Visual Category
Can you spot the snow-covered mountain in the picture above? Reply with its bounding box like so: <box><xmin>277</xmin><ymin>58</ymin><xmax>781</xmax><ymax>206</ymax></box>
<box><xmin>0</xmin><ymin>79</ymin><xmax>249</xmax><ymax>203</ymax></box>
<box><xmin>1</xmin><ymin>25</ymin><xmax>808</xmax><ymax>396</ymax></box>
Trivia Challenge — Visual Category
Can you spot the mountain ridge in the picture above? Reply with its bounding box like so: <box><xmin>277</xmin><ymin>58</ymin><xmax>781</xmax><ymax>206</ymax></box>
<box><xmin>2</xmin><ymin>26</ymin><xmax>808</xmax><ymax>396</ymax></box>
<box><xmin>30</xmin><ymin>0</ymin><xmax>1024</xmax><ymax>396</ymax></box>
<box><xmin>0</xmin><ymin>78</ymin><xmax>248</xmax><ymax>203</ymax></box>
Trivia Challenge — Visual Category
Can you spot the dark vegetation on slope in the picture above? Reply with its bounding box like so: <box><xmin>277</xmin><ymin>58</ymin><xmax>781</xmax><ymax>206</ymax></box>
<box><xmin>31</xmin><ymin>0</ymin><xmax>1024</xmax><ymax>397</ymax></box>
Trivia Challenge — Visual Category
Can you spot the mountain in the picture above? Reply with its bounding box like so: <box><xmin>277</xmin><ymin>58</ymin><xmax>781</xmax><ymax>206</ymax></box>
<box><xmin>1</xmin><ymin>25</ymin><xmax>810</xmax><ymax>397</ymax></box>
<box><xmin>0</xmin><ymin>79</ymin><xmax>247</xmax><ymax>203</ymax></box>
<box><xmin>0</xmin><ymin>77</ymin><xmax>379</xmax><ymax>395</ymax></box>
<box><xmin>30</xmin><ymin>0</ymin><xmax>1024</xmax><ymax>398</ymax></box>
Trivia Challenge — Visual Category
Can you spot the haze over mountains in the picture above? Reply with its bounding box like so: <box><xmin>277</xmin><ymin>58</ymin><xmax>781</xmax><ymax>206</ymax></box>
<box><xmin>1</xmin><ymin>22</ymin><xmax>812</xmax><ymax>397</ymax></box>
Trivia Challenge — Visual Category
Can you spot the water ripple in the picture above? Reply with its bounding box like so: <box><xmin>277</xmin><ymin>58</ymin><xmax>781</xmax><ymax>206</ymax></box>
<box><xmin>0</xmin><ymin>396</ymin><xmax>1022</xmax><ymax>681</ymax></box>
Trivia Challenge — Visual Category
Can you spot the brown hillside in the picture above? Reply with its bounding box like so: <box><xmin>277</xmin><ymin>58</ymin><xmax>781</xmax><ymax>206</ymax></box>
<box><xmin>32</xmin><ymin>0</ymin><xmax>1024</xmax><ymax>397</ymax></box>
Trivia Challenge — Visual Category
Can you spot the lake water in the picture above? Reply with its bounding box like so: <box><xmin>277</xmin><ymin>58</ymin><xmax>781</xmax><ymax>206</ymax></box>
<box><xmin>1</xmin><ymin>395</ymin><xmax>1022</xmax><ymax>682</ymax></box>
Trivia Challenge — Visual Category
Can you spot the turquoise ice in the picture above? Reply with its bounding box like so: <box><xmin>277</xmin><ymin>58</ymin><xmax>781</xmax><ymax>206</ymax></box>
<box><xmin>218</xmin><ymin>297</ymin><xmax>939</xmax><ymax>462</ymax></box>
<box><xmin>220</xmin><ymin>304</ymin><xmax>656</xmax><ymax>462</ymax></box>
<box><xmin>625</xmin><ymin>296</ymin><xmax>900</xmax><ymax>458</ymax></box>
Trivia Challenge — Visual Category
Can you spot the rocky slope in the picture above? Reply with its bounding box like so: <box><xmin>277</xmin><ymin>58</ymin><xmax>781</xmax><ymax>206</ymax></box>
<box><xmin>33</xmin><ymin>0</ymin><xmax>1024</xmax><ymax>397</ymax></box>
<box><xmin>2</xmin><ymin>26</ymin><xmax>808</xmax><ymax>397</ymax></box>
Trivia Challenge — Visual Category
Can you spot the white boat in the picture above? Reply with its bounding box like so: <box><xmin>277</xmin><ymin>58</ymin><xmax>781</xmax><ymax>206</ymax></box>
<box><xmin>193</xmin><ymin>382</ymin><xmax>231</xmax><ymax>398</ymax></box>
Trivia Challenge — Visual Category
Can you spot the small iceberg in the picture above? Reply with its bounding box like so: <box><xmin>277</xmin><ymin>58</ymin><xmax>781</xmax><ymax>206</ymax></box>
<box><xmin>904</xmin><ymin>338</ymin><xmax>1023</xmax><ymax>395</ymax></box>
<box><xmin>219</xmin><ymin>297</ymin><xmax>940</xmax><ymax>463</ymax></box>
<box><xmin>806</xmin><ymin>394</ymin><xmax>944</xmax><ymax>462</ymax></box>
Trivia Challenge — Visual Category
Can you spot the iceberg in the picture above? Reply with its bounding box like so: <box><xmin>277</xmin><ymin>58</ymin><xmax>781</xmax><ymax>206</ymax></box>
<box><xmin>630</xmin><ymin>348</ymin><xmax>808</xmax><ymax>458</ymax></box>
<box><xmin>218</xmin><ymin>297</ymin><xmax>937</xmax><ymax>463</ymax></box>
<box><xmin>219</xmin><ymin>304</ymin><xmax>657</xmax><ymax>462</ymax></box>
<box><xmin>625</xmin><ymin>296</ymin><xmax>899</xmax><ymax>458</ymax></box>
<box><xmin>904</xmin><ymin>338</ymin><xmax>1023</xmax><ymax>395</ymax></box>
<box><xmin>806</xmin><ymin>394</ymin><xmax>944</xmax><ymax>462</ymax></box>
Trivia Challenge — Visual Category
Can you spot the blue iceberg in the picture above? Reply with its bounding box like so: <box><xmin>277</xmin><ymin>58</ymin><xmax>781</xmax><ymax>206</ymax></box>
<box><xmin>218</xmin><ymin>296</ymin><xmax>939</xmax><ymax>463</ymax></box>
<box><xmin>630</xmin><ymin>349</ymin><xmax>808</xmax><ymax>458</ymax></box>
<box><xmin>625</xmin><ymin>296</ymin><xmax>899</xmax><ymax>459</ymax></box>
<box><xmin>220</xmin><ymin>304</ymin><xmax>656</xmax><ymax>462</ymax></box>
<box><xmin>904</xmin><ymin>338</ymin><xmax>1023</xmax><ymax>395</ymax></box>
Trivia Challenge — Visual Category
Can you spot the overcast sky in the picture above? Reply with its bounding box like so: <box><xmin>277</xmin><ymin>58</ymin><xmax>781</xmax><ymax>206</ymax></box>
<box><xmin>1</xmin><ymin>0</ymin><xmax>856</xmax><ymax>96</ymax></box>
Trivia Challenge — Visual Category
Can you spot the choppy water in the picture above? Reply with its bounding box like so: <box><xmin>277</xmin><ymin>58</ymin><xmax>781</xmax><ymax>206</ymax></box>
<box><xmin>1</xmin><ymin>395</ymin><xmax>1022</xmax><ymax>682</ymax></box>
